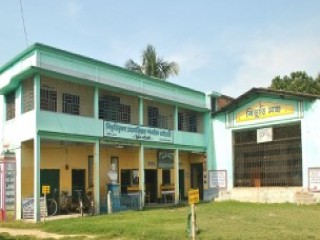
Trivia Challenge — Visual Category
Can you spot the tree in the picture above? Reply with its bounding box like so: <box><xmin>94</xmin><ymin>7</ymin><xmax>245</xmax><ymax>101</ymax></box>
<box><xmin>270</xmin><ymin>71</ymin><xmax>320</xmax><ymax>95</ymax></box>
<box><xmin>125</xmin><ymin>44</ymin><xmax>179</xmax><ymax>80</ymax></box>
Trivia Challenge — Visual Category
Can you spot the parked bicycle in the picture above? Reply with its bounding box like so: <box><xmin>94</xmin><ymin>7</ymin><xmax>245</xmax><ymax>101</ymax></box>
<box><xmin>46</xmin><ymin>188</ymin><xmax>58</xmax><ymax>216</ymax></box>
<box><xmin>74</xmin><ymin>189</ymin><xmax>94</xmax><ymax>216</ymax></box>
<box><xmin>45</xmin><ymin>188</ymin><xmax>94</xmax><ymax>216</ymax></box>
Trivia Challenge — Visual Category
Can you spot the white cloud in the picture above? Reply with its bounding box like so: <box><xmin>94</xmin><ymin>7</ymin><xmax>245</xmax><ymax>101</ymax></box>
<box><xmin>220</xmin><ymin>37</ymin><xmax>320</xmax><ymax>98</ymax></box>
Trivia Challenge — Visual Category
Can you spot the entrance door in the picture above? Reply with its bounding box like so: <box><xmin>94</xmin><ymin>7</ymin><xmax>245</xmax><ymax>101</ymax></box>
<box><xmin>40</xmin><ymin>169</ymin><xmax>60</xmax><ymax>201</ymax></box>
<box><xmin>72</xmin><ymin>169</ymin><xmax>85</xmax><ymax>197</ymax></box>
<box><xmin>191</xmin><ymin>164</ymin><xmax>203</xmax><ymax>200</ymax></box>
<box><xmin>145</xmin><ymin>170</ymin><xmax>157</xmax><ymax>203</ymax></box>
<box><xmin>179</xmin><ymin>170</ymin><xmax>185</xmax><ymax>200</ymax></box>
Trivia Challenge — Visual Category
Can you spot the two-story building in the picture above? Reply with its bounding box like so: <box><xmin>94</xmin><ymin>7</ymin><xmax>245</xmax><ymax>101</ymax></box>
<box><xmin>0</xmin><ymin>43</ymin><xmax>214</xmax><ymax>221</ymax></box>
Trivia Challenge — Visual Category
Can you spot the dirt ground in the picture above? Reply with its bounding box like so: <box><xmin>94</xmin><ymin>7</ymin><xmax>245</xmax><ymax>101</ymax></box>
<box><xmin>0</xmin><ymin>228</ymin><xmax>95</xmax><ymax>239</ymax></box>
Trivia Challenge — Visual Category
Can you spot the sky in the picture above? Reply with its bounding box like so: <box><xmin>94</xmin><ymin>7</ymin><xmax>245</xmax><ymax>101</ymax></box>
<box><xmin>1</xmin><ymin>0</ymin><xmax>320</xmax><ymax>98</ymax></box>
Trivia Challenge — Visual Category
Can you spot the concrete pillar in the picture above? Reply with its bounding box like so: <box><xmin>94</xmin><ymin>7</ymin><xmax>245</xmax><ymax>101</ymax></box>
<box><xmin>33</xmin><ymin>74</ymin><xmax>41</xmax><ymax>222</ymax></box>
<box><xmin>174</xmin><ymin>105</ymin><xmax>178</xmax><ymax>131</ymax></box>
<box><xmin>174</xmin><ymin>148</ymin><xmax>179</xmax><ymax>204</ymax></box>
<box><xmin>94</xmin><ymin>86</ymin><xmax>99</xmax><ymax>119</ymax></box>
<box><xmin>94</xmin><ymin>140</ymin><xmax>100</xmax><ymax>214</ymax></box>
<box><xmin>139</xmin><ymin>145</ymin><xmax>145</xmax><ymax>206</ymax></box>
<box><xmin>139</xmin><ymin>97</ymin><xmax>144</xmax><ymax>125</ymax></box>
<box><xmin>15</xmin><ymin>147</ymin><xmax>22</xmax><ymax>219</ymax></box>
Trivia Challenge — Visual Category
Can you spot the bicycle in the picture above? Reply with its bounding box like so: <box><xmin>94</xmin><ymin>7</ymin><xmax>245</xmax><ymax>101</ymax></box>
<box><xmin>74</xmin><ymin>189</ymin><xmax>94</xmax><ymax>216</ymax></box>
<box><xmin>59</xmin><ymin>191</ymin><xmax>73</xmax><ymax>213</ymax></box>
<box><xmin>46</xmin><ymin>190</ymin><xmax>73</xmax><ymax>216</ymax></box>
<box><xmin>46</xmin><ymin>188</ymin><xmax>58</xmax><ymax>216</ymax></box>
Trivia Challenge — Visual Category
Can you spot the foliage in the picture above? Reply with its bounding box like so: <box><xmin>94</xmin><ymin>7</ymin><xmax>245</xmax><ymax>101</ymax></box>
<box><xmin>125</xmin><ymin>44</ymin><xmax>179</xmax><ymax>80</ymax></box>
<box><xmin>270</xmin><ymin>71</ymin><xmax>320</xmax><ymax>95</ymax></box>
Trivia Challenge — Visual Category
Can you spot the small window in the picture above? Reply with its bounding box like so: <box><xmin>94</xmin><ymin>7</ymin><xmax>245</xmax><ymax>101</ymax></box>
<box><xmin>147</xmin><ymin>106</ymin><xmax>159</xmax><ymax>127</ymax></box>
<box><xmin>162</xmin><ymin>170</ymin><xmax>171</xmax><ymax>185</ymax></box>
<box><xmin>41</xmin><ymin>88</ymin><xmax>57</xmax><ymax>112</ymax></box>
<box><xmin>6</xmin><ymin>92</ymin><xmax>15</xmax><ymax>121</ymax></box>
<box><xmin>63</xmin><ymin>93</ymin><xmax>80</xmax><ymax>115</ymax></box>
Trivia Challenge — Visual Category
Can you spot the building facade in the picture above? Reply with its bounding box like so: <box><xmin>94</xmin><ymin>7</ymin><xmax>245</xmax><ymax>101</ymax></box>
<box><xmin>212</xmin><ymin>88</ymin><xmax>320</xmax><ymax>203</ymax></box>
<box><xmin>0</xmin><ymin>43</ymin><xmax>214</xmax><ymax>221</ymax></box>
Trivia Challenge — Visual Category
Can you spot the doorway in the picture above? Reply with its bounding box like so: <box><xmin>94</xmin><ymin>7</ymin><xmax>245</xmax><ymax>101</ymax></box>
<box><xmin>40</xmin><ymin>169</ymin><xmax>60</xmax><ymax>201</ymax></box>
<box><xmin>145</xmin><ymin>169</ymin><xmax>157</xmax><ymax>203</ymax></box>
<box><xmin>179</xmin><ymin>170</ymin><xmax>185</xmax><ymax>200</ymax></box>
<box><xmin>191</xmin><ymin>163</ymin><xmax>203</xmax><ymax>200</ymax></box>
<box><xmin>72</xmin><ymin>169</ymin><xmax>86</xmax><ymax>198</ymax></box>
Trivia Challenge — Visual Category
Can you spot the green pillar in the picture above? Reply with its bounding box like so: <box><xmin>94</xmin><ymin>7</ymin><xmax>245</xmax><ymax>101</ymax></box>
<box><xmin>204</xmin><ymin>112</ymin><xmax>214</xmax><ymax>170</ymax></box>
<box><xmin>94</xmin><ymin>86</ymin><xmax>99</xmax><ymax>119</ymax></box>
<box><xmin>139</xmin><ymin>97</ymin><xmax>144</xmax><ymax>125</ymax></box>
<box><xmin>174</xmin><ymin>105</ymin><xmax>178</xmax><ymax>131</ymax></box>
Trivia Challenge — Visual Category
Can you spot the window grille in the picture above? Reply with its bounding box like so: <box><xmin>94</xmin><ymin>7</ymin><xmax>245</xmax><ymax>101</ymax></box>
<box><xmin>22</xmin><ymin>79</ymin><xmax>34</xmax><ymax>113</ymax></box>
<box><xmin>99</xmin><ymin>95</ymin><xmax>131</xmax><ymax>123</ymax></box>
<box><xmin>41</xmin><ymin>87</ymin><xmax>57</xmax><ymax>112</ymax></box>
<box><xmin>147</xmin><ymin>106</ymin><xmax>159</xmax><ymax>127</ymax></box>
<box><xmin>147</xmin><ymin>106</ymin><xmax>169</xmax><ymax>129</ymax></box>
<box><xmin>178</xmin><ymin>111</ymin><xmax>198</xmax><ymax>132</ymax></box>
<box><xmin>63</xmin><ymin>93</ymin><xmax>80</xmax><ymax>115</ymax></box>
<box><xmin>6</xmin><ymin>92</ymin><xmax>15</xmax><ymax>120</ymax></box>
<box><xmin>233</xmin><ymin>124</ymin><xmax>302</xmax><ymax>187</ymax></box>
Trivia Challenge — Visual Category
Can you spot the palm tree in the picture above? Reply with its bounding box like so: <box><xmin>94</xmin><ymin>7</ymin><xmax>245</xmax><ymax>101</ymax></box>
<box><xmin>125</xmin><ymin>44</ymin><xmax>179</xmax><ymax>80</ymax></box>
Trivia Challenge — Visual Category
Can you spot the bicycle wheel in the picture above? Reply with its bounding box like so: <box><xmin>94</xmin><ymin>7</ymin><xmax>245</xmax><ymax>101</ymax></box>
<box><xmin>47</xmin><ymin>199</ymin><xmax>58</xmax><ymax>216</ymax></box>
<box><xmin>86</xmin><ymin>201</ymin><xmax>94</xmax><ymax>216</ymax></box>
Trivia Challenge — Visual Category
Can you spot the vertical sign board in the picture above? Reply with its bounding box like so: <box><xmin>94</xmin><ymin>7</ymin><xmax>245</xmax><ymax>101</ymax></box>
<box><xmin>208</xmin><ymin>170</ymin><xmax>227</xmax><ymax>189</ymax></box>
<box><xmin>308</xmin><ymin>168</ymin><xmax>320</xmax><ymax>192</ymax></box>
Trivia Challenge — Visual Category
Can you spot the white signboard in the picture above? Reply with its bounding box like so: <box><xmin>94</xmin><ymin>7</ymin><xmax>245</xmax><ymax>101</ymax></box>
<box><xmin>257</xmin><ymin>127</ymin><xmax>273</xmax><ymax>143</ymax></box>
<box><xmin>104</xmin><ymin>121</ymin><xmax>173</xmax><ymax>143</ymax></box>
<box><xmin>208</xmin><ymin>170</ymin><xmax>227</xmax><ymax>189</ymax></box>
<box><xmin>309</xmin><ymin>168</ymin><xmax>320</xmax><ymax>192</ymax></box>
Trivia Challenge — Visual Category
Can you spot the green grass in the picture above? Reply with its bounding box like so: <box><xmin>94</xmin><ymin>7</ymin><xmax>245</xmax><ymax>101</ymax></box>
<box><xmin>3</xmin><ymin>201</ymin><xmax>320</xmax><ymax>239</ymax></box>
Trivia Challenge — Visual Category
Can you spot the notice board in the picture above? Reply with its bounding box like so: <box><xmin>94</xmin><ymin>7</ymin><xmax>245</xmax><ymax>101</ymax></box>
<box><xmin>208</xmin><ymin>170</ymin><xmax>227</xmax><ymax>189</ymax></box>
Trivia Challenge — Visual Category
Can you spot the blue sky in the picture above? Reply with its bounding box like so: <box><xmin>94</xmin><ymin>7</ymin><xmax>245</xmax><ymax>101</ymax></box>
<box><xmin>1</xmin><ymin>1</ymin><xmax>320</xmax><ymax>98</ymax></box>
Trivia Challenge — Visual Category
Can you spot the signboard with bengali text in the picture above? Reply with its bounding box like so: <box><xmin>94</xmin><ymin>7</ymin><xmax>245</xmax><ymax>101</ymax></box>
<box><xmin>104</xmin><ymin>121</ymin><xmax>173</xmax><ymax>143</ymax></box>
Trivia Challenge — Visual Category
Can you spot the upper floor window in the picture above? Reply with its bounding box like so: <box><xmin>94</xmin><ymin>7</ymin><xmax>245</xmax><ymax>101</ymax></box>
<box><xmin>41</xmin><ymin>87</ymin><xmax>57</xmax><ymax>112</ymax></box>
<box><xmin>178</xmin><ymin>111</ymin><xmax>198</xmax><ymax>132</ymax></box>
<box><xmin>22</xmin><ymin>79</ymin><xmax>34</xmax><ymax>113</ymax></box>
<box><xmin>147</xmin><ymin>106</ymin><xmax>159</xmax><ymax>127</ymax></box>
<box><xmin>6</xmin><ymin>92</ymin><xmax>15</xmax><ymax>121</ymax></box>
<box><xmin>63</xmin><ymin>93</ymin><xmax>80</xmax><ymax>115</ymax></box>
<box><xmin>99</xmin><ymin>95</ymin><xmax>131</xmax><ymax>123</ymax></box>
<box><xmin>147</xmin><ymin>106</ymin><xmax>168</xmax><ymax>129</ymax></box>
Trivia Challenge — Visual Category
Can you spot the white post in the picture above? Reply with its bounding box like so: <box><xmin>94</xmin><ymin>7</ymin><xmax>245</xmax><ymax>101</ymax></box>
<box><xmin>191</xmin><ymin>204</ymin><xmax>196</xmax><ymax>240</ymax></box>
<box><xmin>139</xmin><ymin>145</ymin><xmax>145</xmax><ymax>207</ymax></box>
<box><xmin>107</xmin><ymin>191</ymin><xmax>112</xmax><ymax>214</ymax></box>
